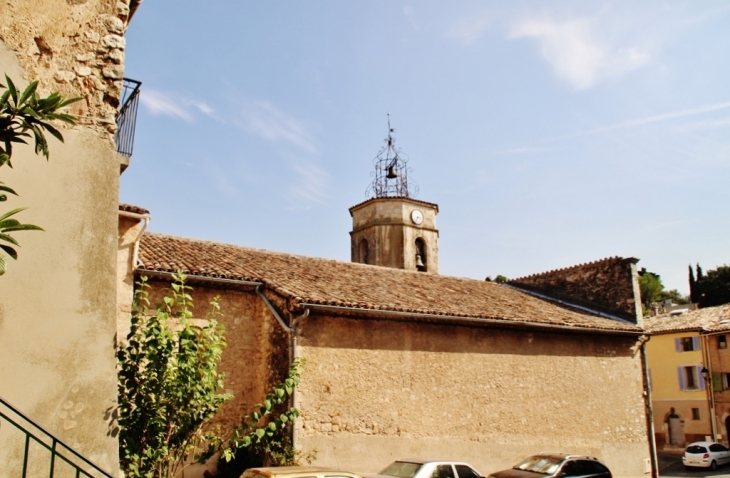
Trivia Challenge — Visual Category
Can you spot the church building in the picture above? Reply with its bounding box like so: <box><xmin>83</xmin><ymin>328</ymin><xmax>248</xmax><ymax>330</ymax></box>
<box><xmin>118</xmin><ymin>123</ymin><xmax>654</xmax><ymax>477</ymax></box>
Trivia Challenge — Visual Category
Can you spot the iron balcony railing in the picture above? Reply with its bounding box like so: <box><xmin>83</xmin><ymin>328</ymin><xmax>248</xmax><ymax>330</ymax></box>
<box><xmin>115</xmin><ymin>77</ymin><xmax>142</xmax><ymax>157</ymax></box>
<box><xmin>0</xmin><ymin>394</ymin><xmax>114</xmax><ymax>478</ymax></box>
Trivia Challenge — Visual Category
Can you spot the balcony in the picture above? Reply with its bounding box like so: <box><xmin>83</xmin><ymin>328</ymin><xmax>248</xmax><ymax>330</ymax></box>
<box><xmin>115</xmin><ymin>78</ymin><xmax>141</xmax><ymax>159</ymax></box>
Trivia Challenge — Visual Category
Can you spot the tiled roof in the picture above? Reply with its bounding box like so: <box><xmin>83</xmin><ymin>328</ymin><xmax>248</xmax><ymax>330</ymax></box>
<box><xmin>644</xmin><ymin>304</ymin><xmax>730</xmax><ymax>334</ymax></box>
<box><xmin>119</xmin><ymin>203</ymin><xmax>150</xmax><ymax>215</ymax></box>
<box><xmin>510</xmin><ymin>256</ymin><xmax>639</xmax><ymax>282</ymax></box>
<box><xmin>139</xmin><ymin>233</ymin><xmax>641</xmax><ymax>334</ymax></box>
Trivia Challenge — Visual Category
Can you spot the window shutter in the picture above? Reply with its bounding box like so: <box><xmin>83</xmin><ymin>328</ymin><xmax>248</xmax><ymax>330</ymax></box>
<box><xmin>678</xmin><ymin>367</ymin><xmax>686</xmax><ymax>390</ymax></box>
<box><xmin>713</xmin><ymin>372</ymin><xmax>723</xmax><ymax>391</ymax></box>
<box><xmin>676</xmin><ymin>338</ymin><xmax>682</xmax><ymax>352</ymax></box>
<box><xmin>693</xmin><ymin>337</ymin><xmax>701</xmax><ymax>351</ymax></box>
<box><xmin>697</xmin><ymin>366</ymin><xmax>706</xmax><ymax>390</ymax></box>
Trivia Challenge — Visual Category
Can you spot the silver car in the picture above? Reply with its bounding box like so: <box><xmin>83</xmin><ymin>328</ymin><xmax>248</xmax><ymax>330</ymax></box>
<box><xmin>683</xmin><ymin>441</ymin><xmax>730</xmax><ymax>470</ymax></box>
<box><xmin>372</xmin><ymin>460</ymin><xmax>484</xmax><ymax>478</ymax></box>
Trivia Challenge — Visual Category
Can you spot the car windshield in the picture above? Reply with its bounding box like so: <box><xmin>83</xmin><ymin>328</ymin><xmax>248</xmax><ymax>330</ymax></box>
<box><xmin>686</xmin><ymin>445</ymin><xmax>708</xmax><ymax>454</ymax></box>
<box><xmin>512</xmin><ymin>456</ymin><xmax>562</xmax><ymax>475</ymax></box>
<box><xmin>379</xmin><ymin>462</ymin><xmax>423</xmax><ymax>478</ymax></box>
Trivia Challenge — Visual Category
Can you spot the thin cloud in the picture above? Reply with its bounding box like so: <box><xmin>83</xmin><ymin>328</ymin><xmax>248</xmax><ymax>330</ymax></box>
<box><xmin>571</xmin><ymin>101</ymin><xmax>730</xmax><ymax>138</ymax></box>
<box><xmin>238</xmin><ymin>101</ymin><xmax>317</xmax><ymax>153</ymax></box>
<box><xmin>494</xmin><ymin>146</ymin><xmax>557</xmax><ymax>155</ymax></box>
<box><xmin>140</xmin><ymin>89</ymin><xmax>220</xmax><ymax>122</ymax></box>
<box><xmin>140</xmin><ymin>89</ymin><xmax>193</xmax><ymax>122</ymax></box>
<box><xmin>287</xmin><ymin>162</ymin><xmax>328</xmax><ymax>209</ymax></box>
<box><xmin>509</xmin><ymin>16</ymin><xmax>651</xmax><ymax>90</ymax></box>
<box><xmin>448</xmin><ymin>16</ymin><xmax>492</xmax><ymax>45</ymax></box>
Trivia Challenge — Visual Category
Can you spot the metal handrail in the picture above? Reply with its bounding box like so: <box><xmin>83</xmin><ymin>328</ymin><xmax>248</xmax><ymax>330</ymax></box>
<box><xmin>0</xmin><ymin>394</ymin><xmax>114</xmax><ymax>477</ymax></box>
<box><xmin>115</xmin><ymin>77</ymin><xmax>142</xmax><ymax>157</ymax></box>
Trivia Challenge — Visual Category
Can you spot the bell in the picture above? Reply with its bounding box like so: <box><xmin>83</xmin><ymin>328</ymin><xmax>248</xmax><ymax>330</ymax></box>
<box><xmin>386</xmin><ymin>165</ymin><xmax>398</xmax><ymax>179</ymax></box>
<box><xmin>415</xmin><ymin>254</ymin><xmax>425</xmax><ymax>268</ymax></box>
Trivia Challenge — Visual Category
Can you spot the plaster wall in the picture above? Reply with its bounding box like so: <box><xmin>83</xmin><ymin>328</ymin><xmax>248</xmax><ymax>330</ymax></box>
<box><xmin>295</xmin><ymin>315</ymin><xmax>650</xmax><ymax>477</ymax></box>
<box><xmin>117</xmin><ymin>215</ymin><xmax>145</xmax><ymax>340</ymax></box>
<box><xmin>0</xmin><ymin>2</ymin><xmax>134</xmax><ymax>474</ymax></box>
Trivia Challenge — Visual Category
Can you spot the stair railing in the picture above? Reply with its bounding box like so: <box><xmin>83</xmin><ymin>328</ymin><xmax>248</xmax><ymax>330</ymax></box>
<box><xmin>0</xmin><ymin>394</ymin><xmax>114</xmax><ymax>477</ymax></box>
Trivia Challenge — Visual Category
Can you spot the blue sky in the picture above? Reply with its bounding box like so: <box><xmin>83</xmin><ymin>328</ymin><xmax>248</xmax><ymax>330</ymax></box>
<box><xmin>121</xmin><ymin>1</ymin><xmax>730</xmax><ymax>294</ymax></box>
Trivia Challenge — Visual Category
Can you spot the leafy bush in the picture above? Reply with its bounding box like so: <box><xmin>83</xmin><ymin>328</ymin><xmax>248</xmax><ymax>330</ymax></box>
<box><xmin>117</xmin><ymin>274</ymin><xmax>231</xmax><ymax>478</ymax></box>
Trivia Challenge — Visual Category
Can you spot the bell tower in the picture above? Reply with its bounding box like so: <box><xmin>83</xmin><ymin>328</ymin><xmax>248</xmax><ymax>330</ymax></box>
<box><xmin>349</xmin><ymin>116</ymin><xmax>439</xmax><ymax>273</ymax></box>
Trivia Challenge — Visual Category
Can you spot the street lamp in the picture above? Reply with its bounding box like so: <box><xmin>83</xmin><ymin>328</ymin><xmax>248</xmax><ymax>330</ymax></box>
<box><xmin>702</xmin><ymin>367</ymin><xmax>717</xmax><ymax>441</ymax></box>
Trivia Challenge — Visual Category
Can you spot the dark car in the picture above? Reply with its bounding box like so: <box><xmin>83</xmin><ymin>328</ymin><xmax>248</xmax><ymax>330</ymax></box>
<box><xmin>488</xmin><ymin>453</ymin><xmax>612</xmax><ymax>478</ymax></box>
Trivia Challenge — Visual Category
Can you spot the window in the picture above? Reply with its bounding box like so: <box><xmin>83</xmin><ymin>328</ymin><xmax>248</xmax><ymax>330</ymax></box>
<box><xmin>692</xmin><ymin>408</ymin><xmax>701</xmax><ymax>420</ymax></box>
<box><xmin>415</xmin><ymin>238</ymin><xmax>427</xmax><ymax>272</ymax></box>
<box><xmin>675</xmin><ymin>336</ymin><xmax>700</xmax><ymax>352</ymax></box>
<box><xmin>678</xmin><ymin>365</ymin><xmax>706</xmax><ymax>391</ymax></box>
<box><xmin>455</xmin><ymin>466</ymin><xmax>480</xmax><ymax>478</ymax></box>
<box><xmin>431</xmin><ymin>465</ymin><xmax>455</xmax><ymax>478</ymax></box>
<box><xmin>358</xmin><ymin>238</ymin><xmax>369</xmax><ymax>264</ymax></box>
<box><xmin>720</xmin><ymin>335</ymin><xmax>727</xmax><ymax>349</ymax></box>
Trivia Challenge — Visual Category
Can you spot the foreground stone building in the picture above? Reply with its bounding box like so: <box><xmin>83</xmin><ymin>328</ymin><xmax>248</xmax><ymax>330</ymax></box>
<box><xmin>126</xmin><ymin>129</ymin><xmax>654</xmax><ymax>477</ymax></box>
<box><xmin>0</xmin><ymin>1</ymin><xmax>141</xmax><ymax>475</ymax></box>
<box><xmin>133</xmin><ymin>233</ymin><xmax>652</xmax><ymax>476</ymax></box>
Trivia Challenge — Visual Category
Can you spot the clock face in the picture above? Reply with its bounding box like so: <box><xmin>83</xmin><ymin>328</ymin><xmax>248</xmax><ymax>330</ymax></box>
<box><xmin>411</xmin><ymin>209</ymin><xmax>424</xmax><ymax>225</ymax></box>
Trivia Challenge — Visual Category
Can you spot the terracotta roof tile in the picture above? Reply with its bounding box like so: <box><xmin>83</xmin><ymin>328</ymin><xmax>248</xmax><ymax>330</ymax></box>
<box><xmin>119</xmin><ymin>203</ymin><xmax>150</xmax><ymax>215</ymax></box>
<box><xmin>138</xmin><ymin>232</ymin><xmax>641</xmax><ymax>334</ymax></box>
<box><xmin>644</xmin><ymin>304</ymin><xmax>730</xmax><ymax>334</ymax></box>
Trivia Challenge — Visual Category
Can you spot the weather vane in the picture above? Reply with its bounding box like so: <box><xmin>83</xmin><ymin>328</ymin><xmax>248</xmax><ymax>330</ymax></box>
<box><xmin>366</xmin><ymin>113</ymin><xmax>418</xmax><ymax>198</ymax></box>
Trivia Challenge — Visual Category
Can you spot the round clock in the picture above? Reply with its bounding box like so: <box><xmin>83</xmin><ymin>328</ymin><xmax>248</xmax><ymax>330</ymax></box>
<box><xmin>410</xmin><ymin>209</ymin><xmax>424</xmax><ymax>225</ymax></box>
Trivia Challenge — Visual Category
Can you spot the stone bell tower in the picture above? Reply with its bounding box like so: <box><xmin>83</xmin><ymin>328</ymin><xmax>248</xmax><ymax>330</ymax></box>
<box><xmin>349</xmin><ymin>116</ymin><xmax>439</xmax><ymax>273</ymax></box>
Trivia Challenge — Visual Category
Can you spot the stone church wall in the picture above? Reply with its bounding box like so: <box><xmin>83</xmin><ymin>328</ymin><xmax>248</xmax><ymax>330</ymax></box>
<box><xmin>295</xmin><ymin>315</ymin><xmax>650</xmax><ymax>477</ymax></box>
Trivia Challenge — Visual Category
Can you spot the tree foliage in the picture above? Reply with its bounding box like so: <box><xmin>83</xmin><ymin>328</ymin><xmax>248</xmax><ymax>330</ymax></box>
<box><xmin>638</xmin><ymin>268</ymin><xmax>665</xmax><ymax>307</ymax></box>
<box><xmin>210</xmin><ymin>360</ymin><xmax>313</xmax><ymax>478</ymax></box>
<box><xmin>117</xmin><ymin>274</ymin><xmax>232</xmax><ymax>478</ymax></box>
<box><xmin>690</xmin><ymin>263</ymin><xmax>730</xmax><ymax>308</ymax></box>
<box><xmin>0</xmin><ymin>74</ymin><xmax>78</xmax><ymax>274</ymax></box>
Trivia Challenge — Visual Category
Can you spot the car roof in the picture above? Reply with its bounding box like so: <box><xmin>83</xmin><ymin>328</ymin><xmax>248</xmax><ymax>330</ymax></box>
<box><xmin>394</xmin><ymin>459</ymin><xmax>473</xmax><ymax>466</ymax></box>
<box><xmin>535</xmin><ymin>453</ymin><xmax>603</xmax><ymax>462</ymax></box>
<box><xmin>687</xmin><ymin>441</ymin><xmax>720</xmax><ymax>446</ymax></box>
<box><xmin>245</xmin><ymin>467</ymin><xmax>360</xmax><ymax>478</ymax></box>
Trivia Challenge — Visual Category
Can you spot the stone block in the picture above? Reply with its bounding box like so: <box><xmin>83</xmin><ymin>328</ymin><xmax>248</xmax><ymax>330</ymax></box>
<box><xmin>102</xmin><ymin>65</ymin><xmax>124</xmax><ymax>79</ymax></box>
<box><xmin>101</xmin><ymin>35</ymin><xmax>125</xmax><ymax>50</ymax></box>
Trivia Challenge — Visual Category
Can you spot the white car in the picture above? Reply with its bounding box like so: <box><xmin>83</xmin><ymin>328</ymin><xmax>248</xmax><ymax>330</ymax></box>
<box><xmin>371</xmin><ymin>460</ymin><xmax>484</xmax><ymax>478</ymax></box>
<box><xmin>683</xmin><ymin>441</ymin><xmax>730</xmax><ymax>470</ymax></box>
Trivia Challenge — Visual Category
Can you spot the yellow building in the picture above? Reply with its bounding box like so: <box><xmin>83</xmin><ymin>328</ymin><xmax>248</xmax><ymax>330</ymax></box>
<box><xmin>644</xmin><ymin>325</ymin><xmax>711</xmax><ymax>448</ymax></box>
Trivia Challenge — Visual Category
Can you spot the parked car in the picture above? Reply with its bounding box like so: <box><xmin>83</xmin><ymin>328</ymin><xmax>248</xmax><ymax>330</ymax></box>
<box><xmin>487</xmin><ymin>453</ymin><xmax>611</xmax><ymax>478</ymax></box>
<box><xmin>241</xmin><ymin>466</ymin><xmax>362</xmax><ymax>478</ymax></box>
<box><xmin>371</xmin><ymin>459</ymin><xmax>484</xmax><ymax>478</ymax></box>
<box><xmin>683</xmin><ymin>441</ymin><xmax>730</xmax><ymax>470</ymax></box>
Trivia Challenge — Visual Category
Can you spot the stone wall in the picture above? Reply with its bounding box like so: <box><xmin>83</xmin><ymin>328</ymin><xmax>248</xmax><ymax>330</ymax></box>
<box><xmin>509</xmin><ymin>257</ymin><xmax>643</xmax><ymax>324</ymax></box>
<box><xmin>350</xmin><ymin>198</ymin><xmax>440</xmax><ymax>273</ymax></box>
<box><xmin>0</xmin><ymin>0</ymin><xmax>133</xmax><ymax>143</ymax></box>
<box><xmin>140</xmin><ymin>280</ymin><xmax>291</xmax><ymax>438</ymax></box>
<box><xmin>296</xmin><ymin>314</ymin><xmax>650</xmax><ymax>476</ymax></box>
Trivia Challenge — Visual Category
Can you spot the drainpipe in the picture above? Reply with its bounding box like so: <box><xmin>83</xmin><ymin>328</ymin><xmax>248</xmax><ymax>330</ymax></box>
<box><xmin>255</xmin><ymin>286</ymin><xmax>310</xmax><ymax>449</ymax></box>
<box><xmin>118</xmin><ymin>210</ymin><xmax>150</xmax><ymax>271</ymax></box>
<box><xmin>640</xmin><ymin>337</ymin><xmax>659</xmax><ymax>478</ymax></box>
<box><xmin>701</xmin><ymin>335</ymin><xmax>718</xmax><ymax>441</ymax></box>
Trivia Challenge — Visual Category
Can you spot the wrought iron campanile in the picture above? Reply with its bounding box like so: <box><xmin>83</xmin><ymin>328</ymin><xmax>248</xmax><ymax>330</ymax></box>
<box><xmin>352</xmin><ymin>114</ymin><xmax>438</xmax><ymax>273</ymax></box>
<box><xmin>366</xmin><ymin>114</ymin><xmax>418</xmax><ymax>199</ymax></box>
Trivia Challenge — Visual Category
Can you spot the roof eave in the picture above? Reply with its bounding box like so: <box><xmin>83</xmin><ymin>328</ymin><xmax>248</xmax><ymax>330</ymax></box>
<box><xmin>298</xmin><ymin>303</ymin><xmax>643</xmax><ymax>336</ymax></box>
